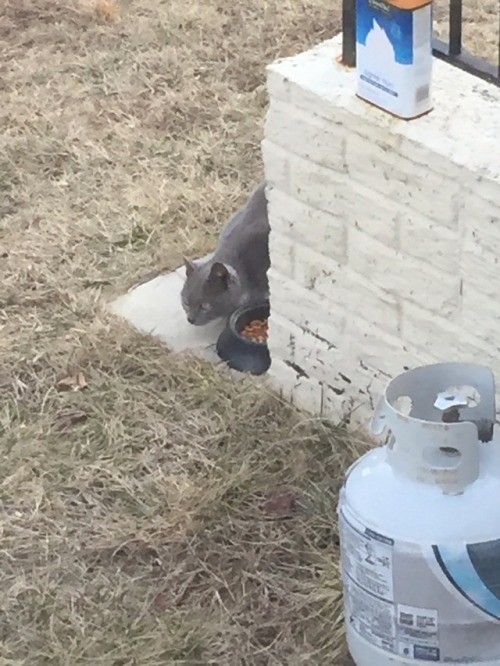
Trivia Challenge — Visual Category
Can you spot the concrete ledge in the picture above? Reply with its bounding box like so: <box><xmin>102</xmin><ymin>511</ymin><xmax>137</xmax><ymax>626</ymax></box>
<box><xmin>110</xmin><ymin>267</ymin><xmax>225</xmax><ymax>357</ymax></box>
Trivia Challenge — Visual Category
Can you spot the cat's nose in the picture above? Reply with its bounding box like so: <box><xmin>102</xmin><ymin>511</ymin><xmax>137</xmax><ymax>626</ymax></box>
<box><xmin>187</xmin><ymin>314</ymin><xmax>195</xmax><ymax>325</ymax></box>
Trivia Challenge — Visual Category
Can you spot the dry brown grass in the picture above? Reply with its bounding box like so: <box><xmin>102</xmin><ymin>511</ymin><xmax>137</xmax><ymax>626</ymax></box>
<box><xmin>434</xmin><ymin>0</ymin><xmax>499</xmax><ymax>64</ymax></box>
<box><xmin>0</xmin><ymin>0</ymin><xmax>498</xmax><ymax>663</ymax></box>
<box><xmin>0</xmin><ymin>0</ymin><xmax>357</xmax><ymax>663</ymax></box>
<box><xmin>0</xmin><ymin>322</ymin><xmax>367</xmax><ymax>664</ymax></box>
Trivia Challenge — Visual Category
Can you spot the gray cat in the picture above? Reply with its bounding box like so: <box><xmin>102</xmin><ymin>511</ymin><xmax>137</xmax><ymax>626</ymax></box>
<box><xmin>181</xmin><ymin>180</ymin><xmax>270</xmax><ymax>326</ymax></box>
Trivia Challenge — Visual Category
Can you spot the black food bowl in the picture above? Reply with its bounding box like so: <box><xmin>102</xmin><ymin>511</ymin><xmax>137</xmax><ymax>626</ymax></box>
<box><xmin>216</xmin><ymin>301</ymin><xmax>271</xmax><ymax>376</ymax></box>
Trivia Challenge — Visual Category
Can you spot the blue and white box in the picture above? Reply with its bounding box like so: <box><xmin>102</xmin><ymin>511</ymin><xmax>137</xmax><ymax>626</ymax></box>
<box><xmin>356</xmin><ymin>0</ymin><xmax>433</xmax><ymax>119</ymax></box>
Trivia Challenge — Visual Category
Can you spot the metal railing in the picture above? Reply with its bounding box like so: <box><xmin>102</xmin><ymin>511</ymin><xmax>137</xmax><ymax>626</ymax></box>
<box><xmin>341</xmin><ymin>0</ymin><xmax>500</xmax><ymax>86</ymax></box>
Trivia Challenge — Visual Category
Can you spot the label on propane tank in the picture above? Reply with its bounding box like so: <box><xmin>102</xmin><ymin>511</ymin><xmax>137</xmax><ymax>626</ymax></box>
<box><xmin>339</xmin><ymin>507</ymin><xmax>500</xmax><ymax>662</ymax></box>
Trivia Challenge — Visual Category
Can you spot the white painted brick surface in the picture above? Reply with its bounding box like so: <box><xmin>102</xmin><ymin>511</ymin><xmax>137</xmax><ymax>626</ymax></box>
<box><xmin>268</xmin><ymin>230</ymin><xmax>296</xmax><ymax>281</ymax></box>
<box><xmin>267</xmin><ymin>358</ymin><xmax>323</xmax><ymax>415</ymax></box>
<box><xmin>460</xmin><ymin>286</ymin><xmax>500</xmax><ymax>355</ymax></box>
<box><xmin>460</xmin><ymin>243</ymin><xmax>500</xmax><ymax>299</ymax></box>
<box><xmin>265</xmin><ymin>99</ymin><xmax>345</xmax><ymax>169</ymax></box>
<box><xmin>399</xmin><ymin>210</ymin><xmax>459</xmax><ymax>274</ymax></box>
<box><xmin>264</xmin><ymin>34</ymin><xmax>500</xmax><ymax>426</ymax></box>
<box><xmin>348</xmin><ymin>228</ymin><xmax>460</xmax><ymax>315</ymax></box>
<box><xmin>345</xmin><ymin>133</ymin><xmax>462</xmax><ymax>229</ymax></box>
<box><xmin>266</xmin><ymin>187</ymin><xmax>347</xmax><ymax>264</ymax></box>
<box><xmin>263</xmin><ymin>140</ymin><xmax>346</xmax><ymax>210</ymax></box>
<box><xmin>290</xmin><ymin>328</ymin><xmax>337</xmax><ymax>385</ymax></box>
<box><xmin>400</xmin><ymin>301</ymin><xmax>492</xmax><ymax>365</ymax></box>
<box><xmin>268</xmin><ymin>270</ymin><xmax>346</xmax><ymax>346</ymax></box>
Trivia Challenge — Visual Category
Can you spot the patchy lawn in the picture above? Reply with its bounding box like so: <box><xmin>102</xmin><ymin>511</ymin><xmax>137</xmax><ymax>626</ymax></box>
<box><xmin>0</xmin><ymin>0</ymin><xmax>359</xmax><ymax>663</ymax></box>
<box><xmin>434</xmin><ymin>0</ymin><xmax>499</xmax><ymax>64</ymax></box>
<box><xmin>0</xmin><ymin>0</ymin><xmax>498</xmax><ymax>663</ymax></box>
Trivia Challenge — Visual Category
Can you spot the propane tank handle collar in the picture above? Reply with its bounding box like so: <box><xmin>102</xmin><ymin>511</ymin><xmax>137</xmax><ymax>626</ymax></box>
<box><xmin>370</xmin><ymin>363</ymin><xmax>496</xmax><ymax>494</ymax></box>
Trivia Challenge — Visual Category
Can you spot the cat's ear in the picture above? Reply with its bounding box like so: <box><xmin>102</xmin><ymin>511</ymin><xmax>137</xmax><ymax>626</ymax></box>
<box><xmin>183</xmin><ymin>258</ymin><xmax>195</xmax><ymax>277</ymax></box>
<box><xmin>209</xmin><ymin>262</ymin><xmax>230</xmax><ymax>285</ymax></box>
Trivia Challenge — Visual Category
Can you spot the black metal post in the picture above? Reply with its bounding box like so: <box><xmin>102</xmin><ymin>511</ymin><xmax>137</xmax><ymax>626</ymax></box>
<box><xmin>339</xmin><ymin>0</ymin><xmax>498</xmax><ymax>87</ymax></box>
<box><xmin>432</xmin><ymin>0</ymin><xmax>499</xmax><ymax>87</ymax></box>
<box><xmin>449</xmin><ymin>0</ymin><xmax>463</xmax><ymax>56</ymax></box>
<box><xmin>342</xmin><ymin>0</ymin><xmax>356</xmax><ymax>67</ymax></box>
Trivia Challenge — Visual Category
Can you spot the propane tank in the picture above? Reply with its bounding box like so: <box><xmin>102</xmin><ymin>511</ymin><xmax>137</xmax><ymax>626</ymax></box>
<box><xmin>338</xmin><ymin>363</ymin><xmax>500</xmax><ymax>665</ymax></box>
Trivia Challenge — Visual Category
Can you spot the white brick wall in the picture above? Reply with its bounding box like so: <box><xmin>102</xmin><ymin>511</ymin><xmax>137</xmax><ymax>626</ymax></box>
<box><xmin>263</xmin><ymin>35</ymin><xmax>500</xmax><ymax>428</ymax></box>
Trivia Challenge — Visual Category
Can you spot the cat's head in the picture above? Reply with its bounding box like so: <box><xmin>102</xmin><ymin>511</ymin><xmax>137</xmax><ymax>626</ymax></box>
<box><xmin>181</xmin><ymin>258</ymin><xmax>242</xmax><ymax>325</ymax></box>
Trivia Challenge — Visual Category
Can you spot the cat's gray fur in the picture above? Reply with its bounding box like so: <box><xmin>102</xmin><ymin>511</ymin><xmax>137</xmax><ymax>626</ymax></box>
<box><xmin>181</xmin><ymin>180</ymin><xmax>270</xmax><ymax>326</ymax></box>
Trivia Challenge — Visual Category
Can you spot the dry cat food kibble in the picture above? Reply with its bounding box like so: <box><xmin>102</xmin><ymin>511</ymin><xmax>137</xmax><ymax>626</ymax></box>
<box><xmin>240</xmin><ymin>318</ymin><xmax>269</xmax><ymax>343</ymax></box>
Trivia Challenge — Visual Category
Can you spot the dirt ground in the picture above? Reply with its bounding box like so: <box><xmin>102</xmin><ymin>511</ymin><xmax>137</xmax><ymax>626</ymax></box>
<box><xmin>0</xmin><ymin>0</ymin><xmax>498</xmax><ymax>664</ymax></box>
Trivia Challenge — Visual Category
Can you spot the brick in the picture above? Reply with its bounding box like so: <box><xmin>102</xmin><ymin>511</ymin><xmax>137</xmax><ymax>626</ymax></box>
<box><xmin>265</xmin><ymin>357</ymin><xmax>296</xmax><ymax>401</ymax></box>
<box><xmin>268</xmin><ymin>37</ymin><xmax>360</xmax><ymax>126</ymax></box>
<box><xmin>443</xmin><ymin>98</ymin><xmax>500</xmax><ymax>184</ymax></box>
<box><xmin>264</xmin><ymin>142</ymin><xmax>347</xmax><ymax>213</ymax></box>
<box><xmin>344</xmin><ymin>315</ymin><xmax>431</xmax><ymax>379</ymax></box>
<box><xmin>460</xmin><ymin>225</ymin><xmax>500</xmax><ymax>295</ymax></box>
<box><xmin>335</xmin><ymin>269</ymin><xmax>402</xmax><ymax>337</ymax></box>
<box><xmin>355</xmin><ymin>352</ymin><xmax>436</xmax><ymax>407</ymax></box>
<box><xmin>345</xmin><ymin>132</ymin><xmax>415</xmax><ymax>187</ymax></box>
<box><xmin>321</xmin><ymin>371</ymin><xmax>387</xmax><ymax>425</ymax></box>
<box><xmin>346</xmin><ymin>133</ymin><xmax>462</xmax><ymax>229</ymax></box>
<box><xmin>321</xmin><ymin>384</ymin><xmax>355</xmax><ymax>423</ymax></box>
<box><xmin>401</xmin><ymin>301</ymin><xmax>492</xmax><ymax>364</ymax></box>
<box><xmin>319</xmin><ymin>386</ymin><xmax>343</xmax><ymax>422</ymax></box>
<box><xmin>265</xmin><ymin>357</ymin><xmax>293</xmax><ymax>399</ymax></box>
<box><xmin>269</xmin><ymin>230</ymin><xmax>295</xmax><ymax>281</ymax></box>
<box><xmin>290</xmin><ymin>83</ymin><xmax>400</xmax><ymax>148</ymax></box>
<box><xmin>398</xmin><ymin>136</ymin><xmax>473</xmax><ymax>185</ymax></box>
<box><xmin>401</xmin><ymin>69</ymin><xmax>500</xmax><ymax>183</ymax></box>
<box><xmin>348</xmin><ymin>227</ymin><xmax>460</xmax><ymax>316</ymax></box>
<box><xmin>346</xmin><ymin>186</ymin><xmax>400</xmax><ymax>249</ymax></box>
<box><xmin>285</xmin><ymin>62</ymin><xmax>394</xmax><ymax>142</ymax></box>
<box><xmin>267</xmin><ymin>313</ymin><xmax>300</xmax><ymax>363</ymax></box>
<box><xmin>459</xmin><ymin>193</ymin><xmax>500</xmax><ymax>299</ymax></box>
<box><xmin>401</xmin><ymin>301</ymin><xmax>459</xmax><ymax>359</ymax></box>
<box><xmin>266</xmin><ymin>187</ymin><xmax>347</xmax><ymax>265</ymax></box>
<box><xmin>293</xmin><ymin>249</ymin><xmax>402</xmax><ymax>337</ymax></box>
<box><xmin>291</xmin><ymin>376</ymin><xmax>323</xmax><ymax>414</ymax></box>
<box><xmin>319</xmin><ymin>359</ymin><xmax>398</xmax><ymax>430</ymax></box>
<box><xmin>459</xmin><ymin>192</ymin><xmax>500</xmax><ymax>248</ymax></box>
<box><xmin>322</xmin><ymin>364</ymin><xmax>361</xmax><ymax>396</ymax></box>
<box><xmin>270</xmin><ymin>314</ymin><xmax>373</xmax><ymax>401</ymax></box>
<box><xmin>268</xmin><ymin>270</ymin><xmax>345</xmax><ymax>347</ymax></box>
<box><xmin>265</xmin><ymin>98</ymin><xmax>346</xmax><ymax>172</ymax></box>
<box><xmin>266</xmin><ymin>68</ymin><xmax>292</xmax><ymax>103</ymax></box>
<box><xmin>469</xmin><ymin>177</ymin><xmax>500</xmax><ymax>209</ymax></box>
<box><xmin>399</xmin><ymin>210</ymin><xmax>459</xmax><ymax>274</ymax></box>
<box><xmin>267</xmin><ymin>358</ymin><xmax>323</xmax><ymax>415</ymax></box>
<box><xmin>261</xmin><ymin>139</ymin><xmax>290</xmax><ymax>192</ymax></box>
<box><xmin>292</xmin><ymin>242</ymin><xmax>341</xmax><ymax>293</ymax></box>
<box><xmin>292</xmin><ymin>328</ymin><xmax>338</xmax><ymax>385</ymax></box>
<box><xmin>288</xmin><ymin>153</ymin><xmax>347</xmax><ymax>211</ymax></box>
<box><xmin>264</xmin><ymin>148</ymin><xmax>409</xmax><ymax>255</ymax></box>
<box><xmin>460</xmin><ymin>244</ymin><xmax>500</xmax><ymax>300</ymax></box>
<box><xmin>460</xmin><ymin>285</ymin><xmax>500</xmax><ymax>354</ymax></box>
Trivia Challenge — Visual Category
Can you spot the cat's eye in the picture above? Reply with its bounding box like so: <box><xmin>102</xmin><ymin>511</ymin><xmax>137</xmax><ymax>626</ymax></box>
<box><xmin>200</xmin><ymin>303</ymin><xmax>211</xmax><ymax>311</ymax></box>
